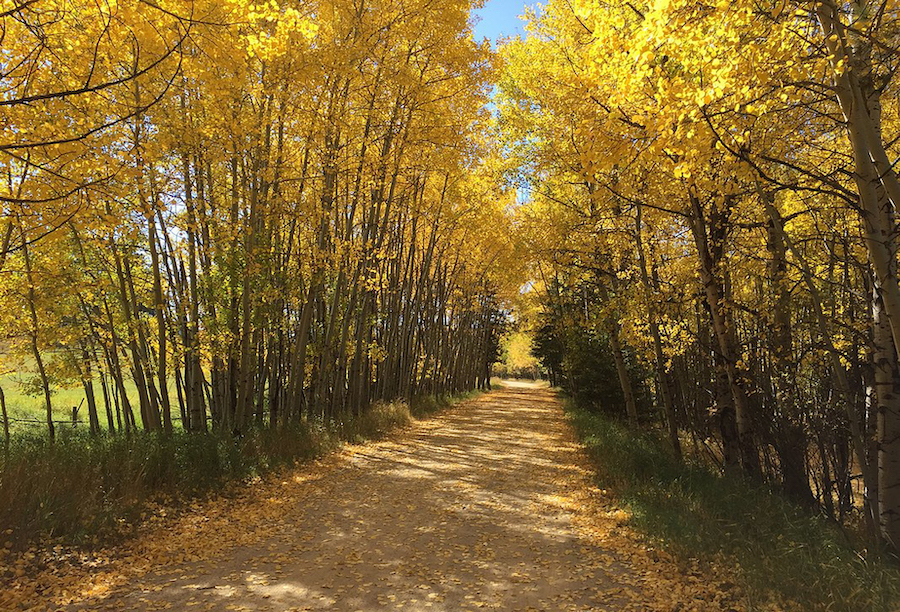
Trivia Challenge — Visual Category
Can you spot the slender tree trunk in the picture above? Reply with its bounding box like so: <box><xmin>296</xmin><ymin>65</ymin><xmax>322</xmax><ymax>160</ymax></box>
<box><xmin>80</xmin><ymin>344</ymin><xmax>101</xmax><ymax>435</ymax></box>
<box><xmin>608</xmin><ymin>319</ymin><xmax>638</xmax><ymax>423</ymax></box>
<box><xmin>21</xmin><ymin>237</ymin><xmax>54</xmax><ymax>442</ymax></box>
<box><xmin>0</xmin><ymin>386</ymin><xmax>8</xmax><ymax>452</ymax></box>
<box><xmin>765</xmin><ymin>206</ymin><xmax>812</xmax><ymax>504</ymax></box>
<box><xmin>687</xmin><ymin>193</ymin><xmax>759</xmax><ymax>479</ymax></box>
<box><xmin>147</xmin><ymin>214</ymin><xmax>173</xmax><ymax>434</ymax></box>
<box><xmin>635</xmin><ymin>206</ymin><xmax>681</xmax><ymax>456</ymax></box>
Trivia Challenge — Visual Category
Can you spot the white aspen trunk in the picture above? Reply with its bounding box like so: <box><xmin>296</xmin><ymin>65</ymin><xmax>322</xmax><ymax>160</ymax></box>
<box><xmin>817</xmin><ymin>2</ymin><xmax>900</xmax><ymax>548</ymax></box>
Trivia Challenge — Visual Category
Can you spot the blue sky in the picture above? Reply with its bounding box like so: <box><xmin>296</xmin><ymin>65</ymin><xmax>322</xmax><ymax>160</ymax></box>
<box><xmin>471</xmin><ymin>0</ymin><xmax>533</xmax><ymax>45</ymax></box>
<box><xmin>470</xmin><ymin>0</ymin><xmax>533</xmax><ymax>206</ymax></box>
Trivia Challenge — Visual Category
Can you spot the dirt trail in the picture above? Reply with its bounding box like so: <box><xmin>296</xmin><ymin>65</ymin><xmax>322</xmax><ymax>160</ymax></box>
<box><xmin>31</xmin><ymin>383</ymin><xmax>740</xmax><ymax>611</ymax></box>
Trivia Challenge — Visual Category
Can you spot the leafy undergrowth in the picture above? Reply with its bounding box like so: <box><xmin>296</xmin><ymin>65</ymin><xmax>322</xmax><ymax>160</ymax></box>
<box><xmin>567</xmin><ymin>404</ymin><xmax>900</xmax><ymax>611</ymax></box>
<box><xmin>0</xmin><ymin>392</ymin><xmax>478</xmax><ymax>551</ymax></box>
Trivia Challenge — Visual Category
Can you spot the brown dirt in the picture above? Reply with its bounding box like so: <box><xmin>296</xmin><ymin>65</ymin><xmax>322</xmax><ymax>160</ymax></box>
<box><xmin>8</xmin><ymin>382</ymin><xmax>751</xmax><ymax>611</ymax></box>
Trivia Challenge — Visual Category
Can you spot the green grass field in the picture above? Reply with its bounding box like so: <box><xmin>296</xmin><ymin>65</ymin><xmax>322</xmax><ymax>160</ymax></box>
<box><xmin>0</xmin><ymin>364</ymin><xmax>178</xmax><ymax>435</ymax></box>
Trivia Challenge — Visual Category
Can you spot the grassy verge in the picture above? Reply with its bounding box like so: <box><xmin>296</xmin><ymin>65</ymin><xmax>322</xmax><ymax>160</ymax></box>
<box><xmin>0</xmin><ymin>391</ymin><xmax>480</xmax><ymax>549</ymax></box>
<box><xmin>566</xmin><ymin>403</ymin><xmax>900</xmax><ymax>612</ymax></box>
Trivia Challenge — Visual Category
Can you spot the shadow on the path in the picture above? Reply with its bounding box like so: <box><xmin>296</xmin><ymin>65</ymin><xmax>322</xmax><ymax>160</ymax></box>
<box><xmin>71</xmin><ymin>385</ymin><xmax>637</xmax><ymax>612</ymax></box>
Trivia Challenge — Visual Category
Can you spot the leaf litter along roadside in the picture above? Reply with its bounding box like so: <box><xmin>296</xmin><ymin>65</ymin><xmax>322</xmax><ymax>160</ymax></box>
<box><xmin>0</xmin><ymin>397</ymin><xmax>441</xmax><ymax>611</ymax></box>
<box><xmin>5</xmin><ymin>384</ymin><xmax>761</xmax><ymax>612</ymax></box>
<box><xmin>556</xmin><ymin>424</ymin><xmax>759</xmax><ymax>612</ymax></box>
